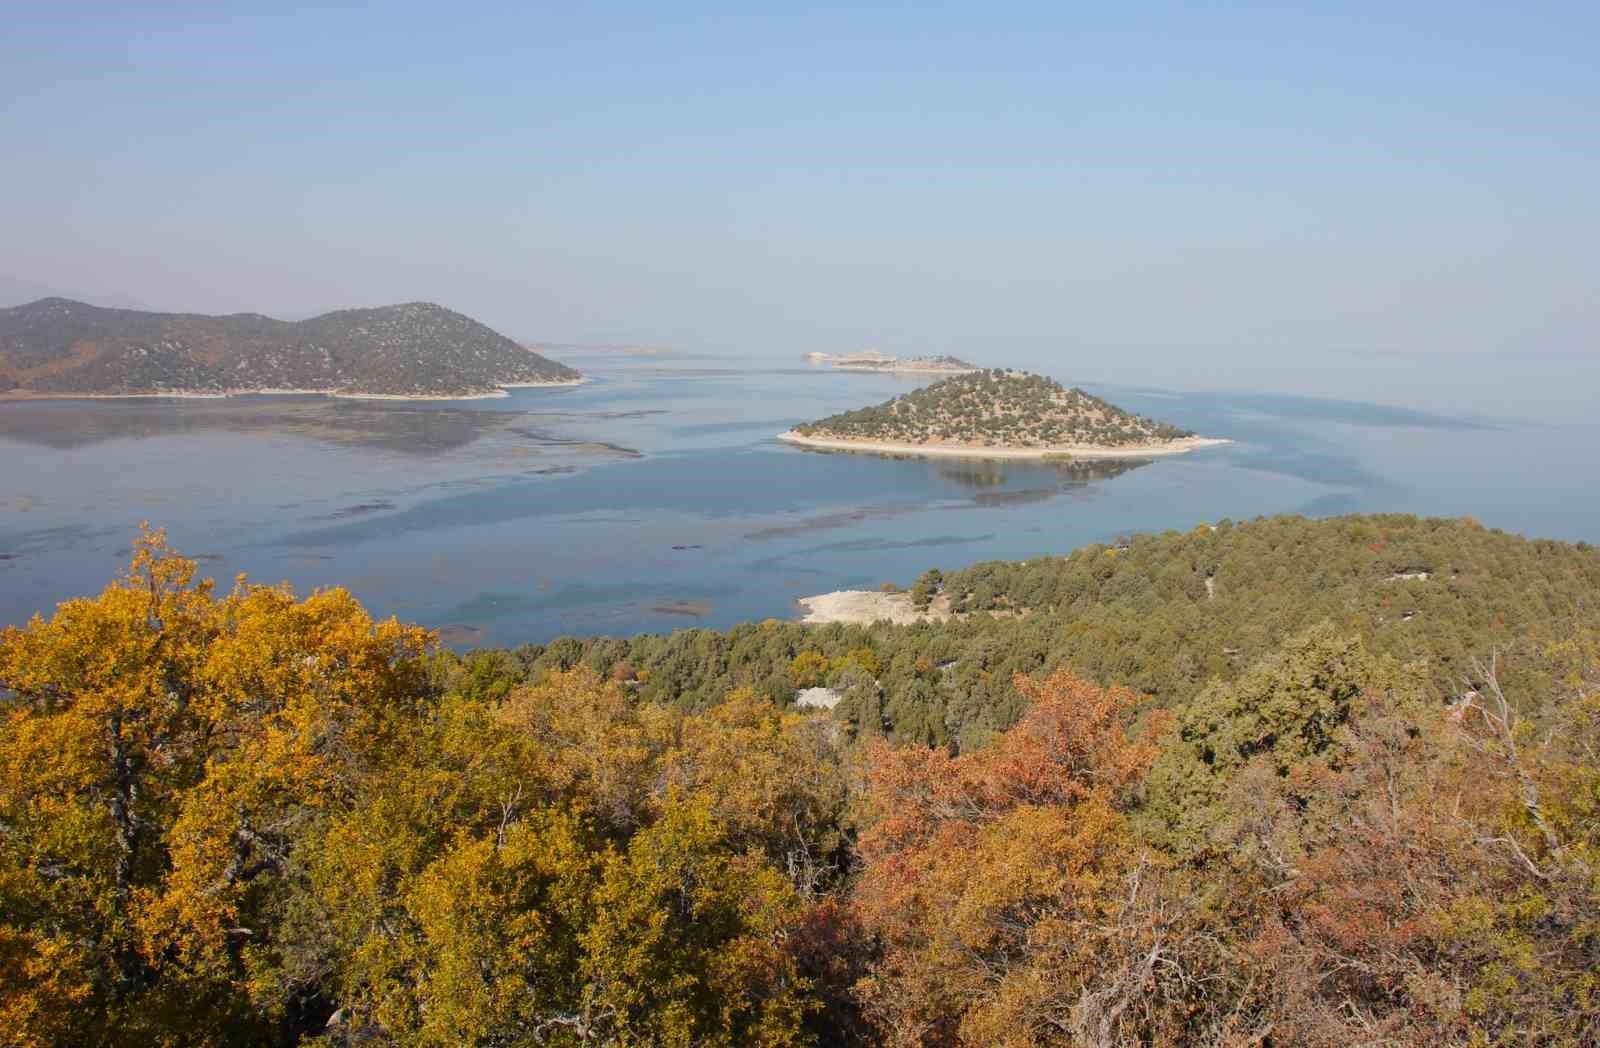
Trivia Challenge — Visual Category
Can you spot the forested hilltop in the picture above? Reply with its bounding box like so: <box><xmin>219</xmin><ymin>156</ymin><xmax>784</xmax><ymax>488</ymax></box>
<box><xmin>3</xmin><ymin>517</ymin><xmax>1598</xmax><ymax>1045</ymax></box>
<box><xmin>792</xmin><ymin>369</ymin><xmax>1194</xmax><ymax>448</ymax></box>
<box><xmin>511</xmin><ymin>514</ymin><xmax>1600</xmax><ymax>745</ymax></box>
<box><xmin>0</xmin><ymin>298</ymin><xmax>580</xmax><ymax>398</ymax></box>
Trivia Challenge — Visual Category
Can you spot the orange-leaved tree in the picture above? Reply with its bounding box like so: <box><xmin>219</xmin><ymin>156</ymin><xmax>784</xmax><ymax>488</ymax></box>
<box><xmin>851</xmin><ymin>668</ymin><xmax>1174</xmax><ymax>1047</ymax></box>
<box><xmin>1221</xmin><ymin>651</ymin><xmax>1600</xmax><ymax>1045</ymax></box>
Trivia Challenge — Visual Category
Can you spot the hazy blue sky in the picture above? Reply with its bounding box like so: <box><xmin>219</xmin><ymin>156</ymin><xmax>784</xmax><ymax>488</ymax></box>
<box><xmin>4</xmin><ymin>2</ymin><xmax>1596</xmax><ymax>408</ymax></box>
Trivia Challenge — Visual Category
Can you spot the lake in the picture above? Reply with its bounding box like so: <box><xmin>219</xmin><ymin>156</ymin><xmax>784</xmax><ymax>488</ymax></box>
<box><xmin>2</xmin><ymin>355</ymin><xmax>1597</xmax><ymax>647</ymax></box>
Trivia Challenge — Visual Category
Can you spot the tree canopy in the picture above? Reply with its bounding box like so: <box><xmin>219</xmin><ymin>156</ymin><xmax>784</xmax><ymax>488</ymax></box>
<box><xmin>3</xmin><ymin>520</ymin><xmax>1597</xmax><ymax>1045</ymax></box>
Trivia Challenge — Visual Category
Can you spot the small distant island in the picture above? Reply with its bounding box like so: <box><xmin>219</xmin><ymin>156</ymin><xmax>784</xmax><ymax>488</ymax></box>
<box><xmin>780</xmin><ymin>368</ymin><xmax>1228</xmax><ymax>459</ymax></box>
<box><xmin>803</xmin><ymin>350</ymin><xmax>978</xmax><ymax>374</ymax></box>
<box><xmin>0</xmin><ymin>298</ymin><xmax>581</xmax><ymax>400</ymax></box>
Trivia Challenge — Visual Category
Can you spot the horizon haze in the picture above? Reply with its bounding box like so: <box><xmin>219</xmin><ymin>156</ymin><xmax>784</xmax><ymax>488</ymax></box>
<box><xmin>4</xmin><ymin>2</ymin><xmax>1597</xmax><ymax>413</ymax></box>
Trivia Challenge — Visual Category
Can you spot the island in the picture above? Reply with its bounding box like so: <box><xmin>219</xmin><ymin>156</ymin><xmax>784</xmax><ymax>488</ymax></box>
<box><xmin>802</xmin><ymin>350</ymin><xmax>978</xmax><ymax>374</ymax></box>
<box><xmin>779</xmin><ymin>368</ymin><xmax>1229</xmax><ymax>459</ymax></box>
<box><xmin>0</xmin><ymin>298</ymin><xmax>582</xmax><ymax>400</ymax></box>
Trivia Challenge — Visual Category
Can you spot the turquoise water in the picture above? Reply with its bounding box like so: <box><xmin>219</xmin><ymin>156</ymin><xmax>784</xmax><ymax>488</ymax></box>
<box><xmin>1</xmin><ymin>356</ymin><xmax>1595</xmax><ymax>646</ymax></box>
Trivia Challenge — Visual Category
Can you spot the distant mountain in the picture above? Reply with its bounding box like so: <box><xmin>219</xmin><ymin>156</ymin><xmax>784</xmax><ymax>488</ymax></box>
<box><xmin>0</xmin><ymin>278</ymin><xmax>154</xmax><ymax>312</ymax></box>
<box><xmin>792</xmin><ymin>369</ymin><xmax>1196</xmax><ymax>448</ymax></box>
<box><xmin>0</xmin><ymin>298</ymin><xmax>580</xmax><ymax>398</ymax></box>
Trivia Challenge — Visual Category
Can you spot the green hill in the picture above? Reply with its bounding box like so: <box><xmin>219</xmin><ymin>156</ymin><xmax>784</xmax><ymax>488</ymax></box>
<box><xmin>503</xmin><ymin>514</ymin><xmax>1600</xmax><ymax>747</ymax></box>
<box><xmin>0</xmin><ymin>297</ymin><xmax>580</xmax><ymax>398</ymax></box>
<box><xmin>793</xmin><ymin>369</ymin><xmax>1193</xmax><ymax>448</ymax></box>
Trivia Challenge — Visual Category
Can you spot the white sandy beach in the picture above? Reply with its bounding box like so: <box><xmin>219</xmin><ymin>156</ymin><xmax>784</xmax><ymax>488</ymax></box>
<box><xmin>0</xmin><ymin>390</ymin><xmax>235</xmax><ymax>402</ymax></box>
<box><xmin>777</xmin><ymin>431</ymin><xmax>1231</xmax><ymax>460</ymax></box>
<box><xmin>1</xmin><ymin>377</ymin><xmax>586</xmax><ymax>403</ymax></box>
<box><xmin>495</xmin><ymin>378</ymin><xmax>589</xmax><ymax>390</ymax></box>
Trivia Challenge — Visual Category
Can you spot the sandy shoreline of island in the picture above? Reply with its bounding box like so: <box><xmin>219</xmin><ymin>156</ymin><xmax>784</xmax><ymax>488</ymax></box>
<box><xmin>0</xmin><ymin>377</ymin><xmax>586</xmax><ymax>403</ymax></box>
<box><xmin>494</xmin><ymin>378</ymin><xmax>588</xmax><ymax>390</ymax></box>
<box><xmin>776</xmin><ymin>431</ymin><xmax>1231</xmax><ymax>460</ymax></box>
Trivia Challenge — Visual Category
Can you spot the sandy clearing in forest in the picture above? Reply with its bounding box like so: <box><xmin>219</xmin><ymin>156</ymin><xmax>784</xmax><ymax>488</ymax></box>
<box><xmin>795</xmin><ymin>589</ymin><xmax>1039</xmax><ymax>626</ymax></box>
<box><xmin>796</xmin><ymin>590</ymin><xmax>950</xmax><ymax>625</ymax></box>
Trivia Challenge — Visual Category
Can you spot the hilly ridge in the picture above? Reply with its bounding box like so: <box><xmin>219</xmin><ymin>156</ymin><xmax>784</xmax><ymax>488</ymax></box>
<box><xmin>794</xmin><ymin>368</ymin><xmax>1195</xmax><ymax>449</ymax></box>
<box><xmin>0</xmin><ymin>298</ymin><xmax>580</xmax><ymax>398</ymax></box>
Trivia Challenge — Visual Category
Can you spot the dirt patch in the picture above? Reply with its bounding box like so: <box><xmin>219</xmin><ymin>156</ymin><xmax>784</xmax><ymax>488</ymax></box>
<box><xmin>795</xmin><ymin>590</ymin><xmax>950</xmax><ymax>625</ymax></box>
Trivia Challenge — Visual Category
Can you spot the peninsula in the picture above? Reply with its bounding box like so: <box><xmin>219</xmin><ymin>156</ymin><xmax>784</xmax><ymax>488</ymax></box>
<box><xmin>0</xmin><ymin>298</ymin><xmax>581</xmax><ymax>400</ymax></box>
<box><xmin>780</xmin><ymin>369</ymin><xmax>1227</xmax><ymax>459</ymax></box>
<box><xmin>802</xmin><ymin>350</ymin><xmax>978</xmax><ymax>374</ymax></box>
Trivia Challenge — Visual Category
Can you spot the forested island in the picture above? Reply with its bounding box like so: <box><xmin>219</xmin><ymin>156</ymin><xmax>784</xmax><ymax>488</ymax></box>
<box><xmin>3</xmin><ymin>514</ymin><xmax>1597</xmax><ymax>1045</ymax></box>
<box><xmin>782</xmin><ymin>368</ymin><xmax>1226</xmax><ymax>458</ymax></box>
<box><xmin>0</xmin><ymin>298</ymin><xmax>581</xmax><ymax>399</ymax></box>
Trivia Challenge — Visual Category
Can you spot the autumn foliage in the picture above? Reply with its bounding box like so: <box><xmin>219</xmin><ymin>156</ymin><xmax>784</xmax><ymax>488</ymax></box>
<box><xmin>2</xmin><ymin>533</ymin><xmax>1598</xmax><ymax>1045</ymax></box>
<box><xmin>0</xmin><ymin>532</ymin><xmax>832</xmax><ymax>1046</ymax></box>
<box><xmin>844</xmin><ymin>649</ymin><xmax>1600</xmax><ymax>1046</ymax></box>
<box><xmin>852</xmin><ymin>671</ymin><xmax>1166</xmax><ymax>1045</ymax></box>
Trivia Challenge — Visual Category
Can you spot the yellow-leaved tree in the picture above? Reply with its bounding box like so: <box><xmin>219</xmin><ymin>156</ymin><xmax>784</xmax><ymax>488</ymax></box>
<box><xmin>0</xmin><ymin>527</ymin><xmax>431</xmax><ymax>1044</ymax></box>
<box><xmin>0</xmin><ymin>531</ymin><xmax>832</xmax><ymax>1045</ymax></box>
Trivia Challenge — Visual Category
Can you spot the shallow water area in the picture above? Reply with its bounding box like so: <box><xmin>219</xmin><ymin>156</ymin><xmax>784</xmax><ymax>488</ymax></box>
<box><xmin>2</xmin><ymin>356</ymin><xmax>1597</xmax><ymax>646</ymax></box>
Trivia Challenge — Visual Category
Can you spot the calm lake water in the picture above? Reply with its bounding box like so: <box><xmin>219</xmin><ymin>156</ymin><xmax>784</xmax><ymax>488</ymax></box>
<box><xmin>2</xmin><ymin>355</ymin><xmax>1597</xmax><ymax>646</ymax></box>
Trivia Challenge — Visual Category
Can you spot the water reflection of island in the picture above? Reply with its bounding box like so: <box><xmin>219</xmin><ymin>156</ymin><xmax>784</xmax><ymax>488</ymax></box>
<box><xmin>0</xmin><ymin>398</ymin><xmax>642</xmax><ymax>458</ymax></box>
<box><xmin>931</xmin><ymin>457</ymin><xmax>1148</xmax><ymax>491</ymax></box>
<box><xmin>744</xmin><ymin>458</ymin><xmax>1150</xmax><ymax>542</ymax></box>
